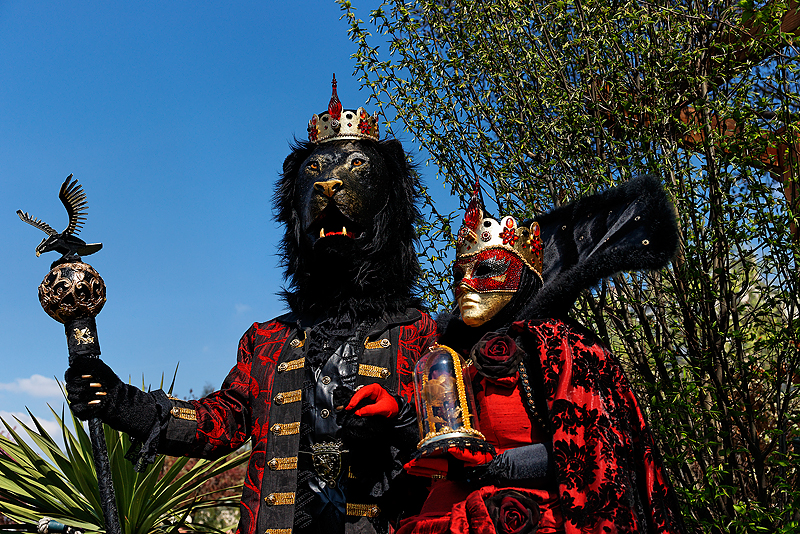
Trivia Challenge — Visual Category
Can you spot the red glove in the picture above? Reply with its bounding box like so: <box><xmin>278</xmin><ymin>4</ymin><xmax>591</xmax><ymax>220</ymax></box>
<box><xmin>345</xmin><ymin>383</ymin><xmax>400</xmax><ymax>418</ymax></box>
<box><xmin>404</xmin><ymin>456</ymin><xmax>449</xmax><ymax>478</ymax></box>
<box><xmin>404</xmin><ymin>445</ymin><xmax>495</xmax><ymax>478</ymax></box>
<box><xmin>448</xmin><ymin>446</ymin><xmax>495</xmax><ymax>466</ymax></box>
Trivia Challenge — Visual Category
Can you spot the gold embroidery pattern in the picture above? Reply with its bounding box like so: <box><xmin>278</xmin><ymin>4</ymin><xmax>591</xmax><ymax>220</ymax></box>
<box><xmin>346</xmin><ymin>503</ymin><xmax>380</xmax><ymax>517</ymax></box>
<box><xmin>358</xmin><ymin>364</ymin><xmax>391</xmax><ymax>379</ymax></box>
<box><xmin>277</xmin><ymin>358</ymin><xmax>305</xmax><ymax>373</ymax></box>
<box><xmin>267</xmin><ymin>457</ymin><xmax>298</xmax><ymax>470</ymax></box>
<box><xmin>73</xmin><ymin>328</ymin><xmax>95</xmax><ymax>345</ymax></box>
<box><xmin>265</xmin><ymin>530</ymin><xmax>292</xmax><ymax>534</ymax></box>
<box><xmin>274</xmin><ymin>389</ymin><xmax>302</xmax><ymax>405</ymax></box>
<box><xmin>270</xmin><ymin>422</ymin><xmax>300</xmax><ymax>436</ymax></box>
<box><xmin>170</xmin><ymin>407</ymin><xmax>197</xmax><ymax>421</ymax></box>
<box><xmin>364</xmin><ymin>338</ymin><xmax>391</xmax><ymax>350</ymax></box>
<box><xmin>264</xmin><ymin>492</ymin><xmax>295</xmax><ymax>506</ymax></box>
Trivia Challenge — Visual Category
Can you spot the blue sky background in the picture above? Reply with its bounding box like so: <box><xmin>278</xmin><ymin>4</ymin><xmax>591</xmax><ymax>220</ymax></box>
<box><xmin>1</xmin><ymin>1</ymin><xmax>452</xmax><ymax>436</ymax></box>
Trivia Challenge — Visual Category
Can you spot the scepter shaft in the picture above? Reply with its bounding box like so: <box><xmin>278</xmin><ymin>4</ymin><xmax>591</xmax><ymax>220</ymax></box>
<box><xmin>65</xmin><ymin>317</ymin><xmax>121</xmax><ymax>534</ymax></box>
<box><xmin>87</xmin><ymin>416</ymin><xmax>121</xmax><ymax>534</ymax></box>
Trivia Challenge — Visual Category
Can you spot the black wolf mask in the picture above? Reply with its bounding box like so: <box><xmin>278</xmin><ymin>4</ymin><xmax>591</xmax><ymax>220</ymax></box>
<box><xmin>275</xmin><ymin>138</ymin><xmax>422</xmax><ymax>320</ymax></box>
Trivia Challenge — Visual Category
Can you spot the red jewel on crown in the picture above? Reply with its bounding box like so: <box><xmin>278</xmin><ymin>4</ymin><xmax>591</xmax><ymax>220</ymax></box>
<box><xmin>499</xmin><ymin>227</ymin><xmax>518</xmax><ymax>245</ymax></box>
<box><xmin>308</xmin><ymin>116</ymin><xmax>319</xmax><ymax>142</ymax></box>
<box><xmin>358</xmin><ymin>109</ymin><xmax>372</xmax><ymax>135</ymax></box>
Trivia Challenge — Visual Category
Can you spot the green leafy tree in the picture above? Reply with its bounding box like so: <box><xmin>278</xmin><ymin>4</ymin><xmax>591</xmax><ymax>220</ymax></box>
<box><xmin>338</xmin><ymin>0</ymin><xmax>800</xmax><ymax>531</ymax></box>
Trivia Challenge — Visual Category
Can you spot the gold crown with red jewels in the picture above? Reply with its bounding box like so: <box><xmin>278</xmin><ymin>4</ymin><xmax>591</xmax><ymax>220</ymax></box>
<box><xmin>456</xmin><ymin>181</ymin><xmax>543</xmax><ymax>276</ymax></box>
<box><xmin>308</xmin><ymin>74</ymin><xmax>380</xmax><ymax>143</ymax></box>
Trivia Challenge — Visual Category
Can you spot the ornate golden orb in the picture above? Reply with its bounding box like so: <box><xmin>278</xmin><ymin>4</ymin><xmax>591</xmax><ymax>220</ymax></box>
<box><xmin>38</xmin><ymin>262</ymin><xmax>106</xmax><ymax>323</ymax></box>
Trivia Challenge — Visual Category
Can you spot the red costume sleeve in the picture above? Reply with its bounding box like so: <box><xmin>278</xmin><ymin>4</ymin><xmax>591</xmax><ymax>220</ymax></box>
<box><xmin>519</xmin><ymin>318</ymin><xmax>685</xmax><ymax>533</ymax></box>
<box><xmin>186</xmin><ymin>320</ymin><xmax>290</xmax><ymax>458</ymax></box>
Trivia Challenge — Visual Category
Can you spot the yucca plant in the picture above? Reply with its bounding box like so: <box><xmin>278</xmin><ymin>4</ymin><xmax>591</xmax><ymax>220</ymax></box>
<box><xmin>0</xmin><ymin>404</ymin><xmax>248</xmax><ymax>534</ymax></box>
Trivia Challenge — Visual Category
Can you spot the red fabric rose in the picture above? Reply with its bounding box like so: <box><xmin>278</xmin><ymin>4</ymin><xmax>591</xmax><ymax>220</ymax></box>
<box><xmin>484</xmin><ymin>490</ymin><xmax>541</xmax><ymax>534</ymax></box>
<box><xmin>471</xmin><ymin>332</ymin><xmax>523</xmax><ymax>379</ymax></box>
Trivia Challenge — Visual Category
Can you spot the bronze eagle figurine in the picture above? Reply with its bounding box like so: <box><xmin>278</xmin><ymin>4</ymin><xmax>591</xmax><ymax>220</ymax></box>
<box><xmin>17</xmin><ymin>174</ymin><xmax>103</xmax><ymax>262</ymax></box>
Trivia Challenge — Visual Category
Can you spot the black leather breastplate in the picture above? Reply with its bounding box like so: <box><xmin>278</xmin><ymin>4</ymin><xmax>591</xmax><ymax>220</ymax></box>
<box><xmin>302</xmin><ymin>337</ymin><xmax>360</xmax><ymax>444</ymax></box>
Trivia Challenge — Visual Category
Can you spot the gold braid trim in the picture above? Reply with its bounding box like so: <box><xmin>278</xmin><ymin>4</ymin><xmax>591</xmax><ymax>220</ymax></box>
<box><xmin>270</xmin><ymin>422</ymin><xmax>300</xmax><ymax>436</ymax></box>
<box><xmin>358</xmin><ymin>364</ymin><xmax>390</xmax><ymax>379</ymax></box>
<box><xmin>277</xmin><ymin>358</ymin><xmax>305</xmax><ymax>373</ymax></box>
<box><xmin>274</xmin><ymin>389</ymin><xmax>302</xmax><ymax>405</ymax></box>
<box><xmin>170</xmin><ymin>407</ymin><xmax>196</xmax><ymax>421</ymax></box>
<box><xmin>267</xmin><ymin>457</ymin><xmax>298</xmax><ymax>470</ymax></box>
<box><xmin>364</xmin><ymin>338</ymin><xmax>391</xmax><ymax>350</ymax></box>
<box><xmin>264</xmin><ymin>492</ymin><xmax>295</xmax><ymax>506</ymax></box>
<box><xmin>265</xmin><ymin>530</ymin><xmax>292</xmax><ymax>534</ymax></box>
<box><xmin>346</xmin><ymin>503</ymin><xmax>380</xmax><ymax>517</ymax></box>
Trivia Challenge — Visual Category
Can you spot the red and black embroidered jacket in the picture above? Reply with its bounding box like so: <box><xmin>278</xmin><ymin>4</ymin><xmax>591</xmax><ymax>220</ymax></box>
<box><xmin>160</xmin><ymin>309</ymin><xmax>437</xmax><ymax>534</ymax></box>
<box><xmin>399</xmin><ymin>317</ymin><xmax>685</xmax><ymax>534</ymax></box>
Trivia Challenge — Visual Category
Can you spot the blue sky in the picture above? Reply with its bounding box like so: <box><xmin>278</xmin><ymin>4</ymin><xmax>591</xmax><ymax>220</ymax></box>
<box><xmin>1</xmin><ymin>1</ymin><xmax>451</xmax><ymax>435</ymax></box>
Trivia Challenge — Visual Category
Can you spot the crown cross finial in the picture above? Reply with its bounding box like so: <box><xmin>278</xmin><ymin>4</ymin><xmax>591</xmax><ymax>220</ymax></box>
<box><xmin>328</xmin><ymin>74</ymin><xmax>342</xmax><ymax>121</ymax></box>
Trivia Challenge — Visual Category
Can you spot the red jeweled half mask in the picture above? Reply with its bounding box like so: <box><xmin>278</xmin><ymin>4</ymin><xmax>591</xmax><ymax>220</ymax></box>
<box><xmin>453</xmin><ymin>248</ymin><xmax>525</xmax><ymax>327</ymax></box>
<box><xmin>453</xmin><ymin>248</ymin><xmax>525</xmax><ymax>296</ymax></box>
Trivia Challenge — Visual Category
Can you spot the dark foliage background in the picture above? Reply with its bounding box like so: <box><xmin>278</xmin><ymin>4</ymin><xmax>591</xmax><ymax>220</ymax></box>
<box><xmin>338</xmin><ymin>0</ymin><xmax>800</xmax><ymax>531</ymax></box>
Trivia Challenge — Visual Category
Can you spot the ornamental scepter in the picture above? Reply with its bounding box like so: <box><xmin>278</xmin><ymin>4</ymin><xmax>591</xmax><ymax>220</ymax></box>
<box><xmin>17</xmin><ymin>175</ymin><xmax>120</xmax><ymax>534</ymax></box>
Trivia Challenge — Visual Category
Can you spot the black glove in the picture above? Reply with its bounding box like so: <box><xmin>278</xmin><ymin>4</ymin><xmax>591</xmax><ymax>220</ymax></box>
<box><xmin>64</xmin><ymin>356</ymin><xmax>158</xmax><ymax>441</ymax></box>
<box><xmin>462</xmin><ymin>442</ymin><xmax>554</xmax><ymax>486</ymax></box>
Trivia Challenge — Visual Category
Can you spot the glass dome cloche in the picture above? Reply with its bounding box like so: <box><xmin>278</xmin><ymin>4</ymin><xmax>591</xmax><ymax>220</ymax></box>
<box><xmin>413</xmin><ymin>344</ymin><xmax>486</xmax><ymax>449</ymax></box>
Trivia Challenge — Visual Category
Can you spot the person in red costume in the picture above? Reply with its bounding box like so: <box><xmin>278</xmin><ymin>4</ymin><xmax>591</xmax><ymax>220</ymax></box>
<box><xmin>401</xmin><ymin>177</ymin><xmax>687</xmax><ymax>534</ymax></box>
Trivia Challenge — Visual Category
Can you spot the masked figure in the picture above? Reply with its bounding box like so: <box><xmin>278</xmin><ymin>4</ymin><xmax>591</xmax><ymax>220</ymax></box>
<box><xmin>64</xmin><ymin>77</ymin><xmax>437</xmax><ymax>534</ymax></box>
<box><xmin>401</xmin><ymin>178</ymin><xmax>687</xmax><ymax>534</ymax></box>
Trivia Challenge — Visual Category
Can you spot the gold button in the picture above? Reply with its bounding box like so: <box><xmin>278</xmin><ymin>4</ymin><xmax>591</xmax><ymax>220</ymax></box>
<box><xmin>321</xmin><ymin>376</ymin><xmax>331</xmax><ymax>385</ymax></box>
<box><xmin>266</xmin><ymin>493</ymin><xmax>277</xmax><ymax>505</ymax></box>
<box><xmin>379</xmin><ymin>338</ymin><xmax>390</xmax><ymax>348</ymax></box>
<box><xmin>642</xmin><ymin>239</ymin><xmax>650</xmax><ymax>246</ymax></box>
<box><xmin>380</xmin><ymin>369</ymin><xmax>391</xmax><ymax>379</ymax></box>
<box><xmin>277</xmin><ymin>362</ymin><xmax>288</xmax><ymax>372</ymax></box>
<box><xmin>321</xmin><ymin>409</ymin><xmax>330</xmax><ymax>418</ymax></box>
<box><xmin>271</xmin><ymin>424</ymin><xmax>282</xmax><ymax>434</ymax></box>
<box><xmin>268</xmin><ymin>459</ymin><xmax>278</xmax><ymax>470</ymax></box>
<box><xmin>274</xmin><ymin>393</ymin><xmax>284</xmax><ymax>405</ymax></box>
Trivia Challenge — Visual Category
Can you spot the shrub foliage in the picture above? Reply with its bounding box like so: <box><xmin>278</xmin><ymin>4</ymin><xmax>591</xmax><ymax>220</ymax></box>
<box><xmin>338</xmin><ymin>0</ymin><xmax>800</xmax><ymax>531</ymax></box>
